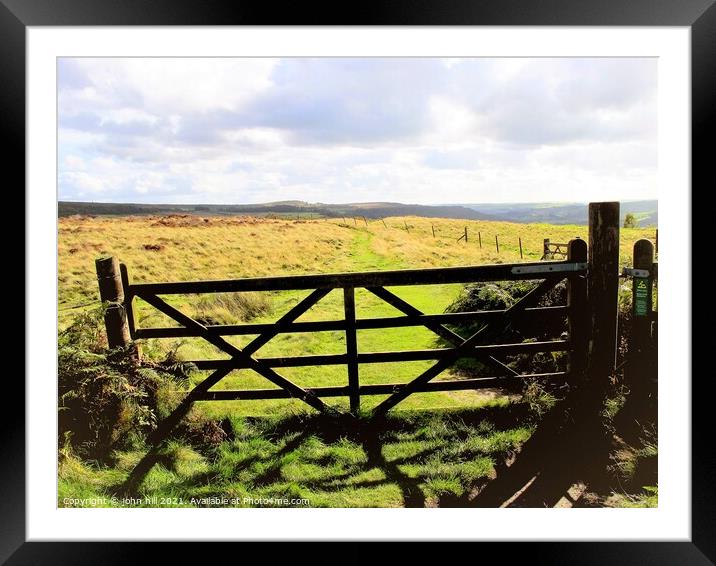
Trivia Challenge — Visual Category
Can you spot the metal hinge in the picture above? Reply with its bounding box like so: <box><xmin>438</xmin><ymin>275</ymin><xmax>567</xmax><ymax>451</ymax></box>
<box><xmin>511</xmin><ymin>262</ymin><xmax>587</xmax><ymax>275</ymax></box>
<box><xmin>621</xmin><ymin>267</ymin><xmax>650</xmax><ymax>278</ymax></box>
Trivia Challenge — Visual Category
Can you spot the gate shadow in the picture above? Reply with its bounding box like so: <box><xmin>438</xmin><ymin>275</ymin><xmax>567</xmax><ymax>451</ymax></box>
<box><xmin>116</xmin><ymin>395</ymin><xmax>621</xmax><ymax>509</ymax></box>
<box><xmin>456</xmin><ymin>392</ymin><xmax>613</xmax><ymax>508</ymax></box>
<box><xmin>117</xmin><ymin>402</ymin><xmax>537</xmax><ymax>507</ymax></box>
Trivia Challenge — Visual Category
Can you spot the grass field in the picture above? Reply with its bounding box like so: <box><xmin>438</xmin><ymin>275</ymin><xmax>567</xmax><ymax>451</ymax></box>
<box><xmin>60</xmin><ymin>406</ymin><xmax>537</xmax><ymax>508</ymax></box>
<box><xmin>59</xmin><ymin>214</ymin><xmax>652</xmax><ymax>307</ymax></box>
<box><xmin>57</xmin><ymin>214</ymin><xmax>656</xmax><ymax>507</ymax></box>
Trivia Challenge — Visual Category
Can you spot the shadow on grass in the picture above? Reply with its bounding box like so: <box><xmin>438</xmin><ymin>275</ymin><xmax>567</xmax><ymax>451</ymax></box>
<box><xmin>464</xmin><ymin>392</ymin><xmax>616</xmax><ymax>508</ymax></box>
<box><xmin>117</xmin><ymin>401</ymin><xmax>545</xmax><ymax>507</ymax></box>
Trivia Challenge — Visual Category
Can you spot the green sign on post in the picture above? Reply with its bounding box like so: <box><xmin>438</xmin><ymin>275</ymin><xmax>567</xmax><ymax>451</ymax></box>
<box><xmin>634</xmin><ymin>277</ymin><xmax>649</xmax><ymax>317</ymax></box>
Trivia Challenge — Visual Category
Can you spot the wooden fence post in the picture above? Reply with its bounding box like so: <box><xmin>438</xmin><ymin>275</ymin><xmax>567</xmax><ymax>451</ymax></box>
<box><xmin>404</xmin><ymin>220</ymin><xmax>409</xmax><ymax>232</ymax></box>
<box><xmin>432</xmin><ymin>224</ymin><xmax>435</xmax><ymax>238</ymax></box>
<box><xmin>464</xmin><ymin>226</ymin><xmax>468</xmax><ymax>243</ymax></box>
<box><xmin>478</xmin><ymin>231</ymin><xmax>482</xmax><ymax>249</ymax></box>
<box><xmin>543</xmin><ymin>238</ymin><xmax>550</xmax><ymax>260</ymax></box>
<box><xmin>495</xmin><ymin>235</ymin><xmax>499</xmax><ymax>253</ymax></box>
<box><xmin>95</xmin><ymin>256</ymin><xmax>131</xmax><ymax>350</ymax></box>
<box><xmin>363</xmin><ymin>216</ymin><xmax>368</xmax><ymax>227</ymax></box>
<box><xmin>343</xmin><ymin>287</ymin><xmax>360</xmax><ymax>414</ymax></box>
<box><xmin>627</xmin><ymin>239</ymin><xmax>656</xmax><ymax>416</ymax></box>
<box><xmin>519</xmin><ymin>237</ymin><xmax>523</xmax><ymax>259</ymax></box>
<box><xmin>586</xmin><ymin>202</ymin><xmax>620</xmax><ymax>398</ymax></box>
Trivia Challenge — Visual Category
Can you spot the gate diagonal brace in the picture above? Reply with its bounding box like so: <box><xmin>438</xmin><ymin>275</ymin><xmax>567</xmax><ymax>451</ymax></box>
<box><xmin>371</xmin><ymin>277</ymin><xmax>563</xmax><ymax>417</ymax></box>
<box><xmin>137</xmin><ymin>290</ymin><xmax>333</xmax><ymax>415</ymax></box>
<box><xmin>123</xmin><ymin>289</ymin><xmax>335</xmax><ymax>494</ymax></box>
<box><xmin>366</xmin><ymin>286</ymin><xmax>519</xmax><ymax>377</ymax></box>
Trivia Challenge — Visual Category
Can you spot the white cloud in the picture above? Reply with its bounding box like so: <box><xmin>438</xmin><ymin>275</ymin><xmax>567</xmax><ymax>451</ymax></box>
<box><xmin>64</xmin><ymin>154</ymin><xmax>86</xmax><ymax>170</ymax></box>
<box><xmin>100</xmin><ymin>108</ymin><xmax>158</xmax><ymax>127</ymax></box>
<box><xmin>427</xmin><ymin>96</ymin><xmax>482</xmax><ymax>144</ymax></box>
<box><xmin>60</xmin><ymin>58</ymin><xmax>278</xmax><ymax>112</ymax></box>
<box><xmin>57</xmin><ymin>57</ymin><xmax>657</xmax><ymax>204</ymax></box>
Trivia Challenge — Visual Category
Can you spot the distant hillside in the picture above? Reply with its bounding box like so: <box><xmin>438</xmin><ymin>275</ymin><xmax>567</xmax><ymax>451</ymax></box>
<box><xmin>58</xmin><ymin>199</ymin><xmax>657</xmax><ymax>226</ymax></box>
<box><xmin>455</xmin><ymin>200</ymin><xmax>658</xmax><ymax>227</ymax></box>
<box><xmin>57</xmin><ymin>201</ymin><xmax>497</xmax><ymax>221</ymax></box>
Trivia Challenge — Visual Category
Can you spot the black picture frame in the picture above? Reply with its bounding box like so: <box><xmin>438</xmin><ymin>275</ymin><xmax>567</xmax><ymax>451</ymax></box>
<box><xmin>7</xmin><ymin>0</ymin><xmax>711</xmax><ymax>562</ymax></box>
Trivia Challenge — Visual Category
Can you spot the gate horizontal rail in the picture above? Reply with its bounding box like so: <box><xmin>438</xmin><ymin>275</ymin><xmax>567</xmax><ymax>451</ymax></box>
<box><xmin>134</xmin><ymin>305</ymin><xmax>569</xmax><ymax>338</ymax></box>
<box><xmin>128</xmin><ymin>259</ymin><xmax>583</xmax><ymax>294</ymax></box>
<box><xmin>199</xmin><ymin>372</ymin><xmax>568</xmax><ymax>401</ymax></box>
<box><xmin>185</xmin><ymin>340</ymin><xmax>570</xmax><ymax>369</ymax></box>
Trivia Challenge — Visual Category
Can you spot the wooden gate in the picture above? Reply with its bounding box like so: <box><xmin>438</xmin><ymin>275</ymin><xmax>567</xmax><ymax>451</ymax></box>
<box><xmin>96</xmin><ymin>239</ymin><xmax>590</xmax><ymax>423</ymax></box>
<box><xmin>541</xmin><ymin>238</ymin><xmax>570</xmax><ymax>260</ymax></box>
<box><xmin>93</xmin><ymin>202</ymin><xmax>626</xmax><ymax>491</ymax></box>
<box><xmin>95</xmin><ymin>203</ymin><xmax>625</xmax><ymax>437</ymax></box>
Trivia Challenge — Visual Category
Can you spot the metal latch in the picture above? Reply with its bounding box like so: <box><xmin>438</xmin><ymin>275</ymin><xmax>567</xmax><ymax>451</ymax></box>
<box><xmin>622</xmin><ymin>267</ymin><xmax>650</xmax><ymax>278</ymax></box>
<box><xmin>511</xmin><ymin>262</ymin><xmax>587</xmax><ymax>275</ymax></box>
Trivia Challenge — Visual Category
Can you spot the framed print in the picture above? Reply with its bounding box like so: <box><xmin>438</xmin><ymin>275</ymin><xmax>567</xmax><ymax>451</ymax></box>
<box><xmin>8</xmin><ymin>0</ymin><xmax>713</xmax><ymax>562</ymax></box>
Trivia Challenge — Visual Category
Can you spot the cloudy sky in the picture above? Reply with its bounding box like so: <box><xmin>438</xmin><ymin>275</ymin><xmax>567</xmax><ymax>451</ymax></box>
<box><xmin>58</xmin><ymin>57</ymin><xmax>657</xmax><ymax>204</ymax></box>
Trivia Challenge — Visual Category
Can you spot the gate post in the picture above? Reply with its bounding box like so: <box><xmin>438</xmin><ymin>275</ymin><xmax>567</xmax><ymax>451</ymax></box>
<box><xmin>586</xmin><ymin>202</ymin><xmax>620</xmax><ymax>398</ymax></box>
<box><xmin>627</xmin><ymin>239</ymin><xmax>657</xmax><ymax>418</ymax></box>
<box><xmin>567</xmin><ymin>238</ymin><xmax>588</xmax><ymax>380</ymax></box>
<box><xmin>95</xmin><ymin>256</ymin><xmax>131</xmax><ymax>350</ymax></box>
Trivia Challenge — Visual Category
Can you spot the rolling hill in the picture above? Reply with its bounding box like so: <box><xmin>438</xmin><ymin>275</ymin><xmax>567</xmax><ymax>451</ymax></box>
<box><xmin>58</xmin><ymin>199</ymin><xmax>657</xmax><ymax>226</ymax></box>
<box><xmin>455</xmin><ymin>200</ymin><xmax>658</xmax><ymax>226</ymax></box>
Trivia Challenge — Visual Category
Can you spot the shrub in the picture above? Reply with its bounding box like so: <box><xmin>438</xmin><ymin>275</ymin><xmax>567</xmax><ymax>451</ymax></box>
<box><xmin>444</xmin><ymin>278</ymin><xmax>636</xmax><ymax>409</ymax></box>
<box><xmin>445</xmin><ymin>280</ymin><xmax>567</xmax><ymax>342</ymax></box>
<box><xmin>623</xmin><ymin>213</ymin><xmax>639</xmax><ymax>228</ymax></box>
<box><xmin>58</xmin><ymin>307</ymin><xmax>194</xmax><ymax>462</ymax></box>
<box><xmin>522</xmin><ymin>379</ymin><xmax>558</xmax><ymax>418</ymax></box>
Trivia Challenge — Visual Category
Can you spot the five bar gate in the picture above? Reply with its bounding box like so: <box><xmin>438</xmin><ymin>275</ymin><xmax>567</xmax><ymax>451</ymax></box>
<box><xmin>542</xmin><ymin>238</ymin><xmax>570</xmax><ymax>260</ymax></box>
<box><xmin>97</xmin><ymin>240</ymin><xmax>589</xmax><ymax>420</ymax></box>
<box><xmin>94</xmin><ymin>202</ymin><xmax>633</xmax><ymax>491</ymax></box>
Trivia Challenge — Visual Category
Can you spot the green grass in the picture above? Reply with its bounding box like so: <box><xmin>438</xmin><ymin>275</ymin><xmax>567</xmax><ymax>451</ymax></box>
<box><xmin>67</xmin><ymin>217</ymin><xmax>644</xmax><ymax>417</ymax></box>
<box><xmin>610</xmin><ymin>486</ymin><xmax>658</xmax><ymax>508</ymax></box>
<box><xmin>57</xmin><ymin>213</ymin><xmax>657</xmax><ymax>507</ymax></box>
<box><xmin>126</xmin><ymin>226</ymin><xmax>479</xmax><ymax>417</ymax></box>
<box><xmin>58</xmin><ymin>214</ymin><xmax>655</xmax><ymax>314</ymax></box>
<box><xmin>59</xmin><ymin>406</ymin><xmax>533</xmax><ymax>508</ymax></box>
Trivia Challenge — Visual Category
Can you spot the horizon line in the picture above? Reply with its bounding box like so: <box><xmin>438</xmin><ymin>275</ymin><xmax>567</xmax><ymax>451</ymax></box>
<box><xmin>57</xmin><ymin>198</ymin><xmax>658</xmax><ymax>206</ymax></box>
